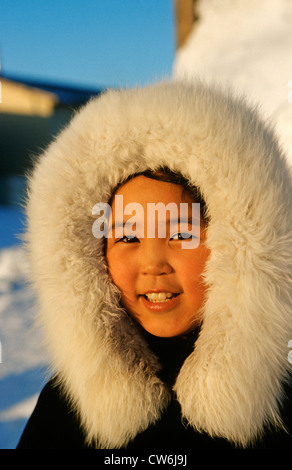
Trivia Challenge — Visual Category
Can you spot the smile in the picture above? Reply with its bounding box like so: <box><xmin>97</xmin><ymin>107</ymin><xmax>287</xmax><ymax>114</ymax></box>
<box><xmin>140</xmin><ymin>291</ymin><xmax>182</xmax><ymax>312</ymax></box>
<box><xmin>143</xmin><ymin>292</ymin><xmax>180</xmax><ymax>303</ymax></box>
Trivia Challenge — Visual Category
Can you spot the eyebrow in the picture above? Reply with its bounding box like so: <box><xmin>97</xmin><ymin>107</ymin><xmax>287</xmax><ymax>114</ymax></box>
<box><xmin>109</xmin><ymin>216</ymin><xmax>199</xmax><ymax>232</ymax></box>
<box><xmin>168</xmin><ymin>216</ymin><xmax>199</xmax><ymax>225</ymax></box>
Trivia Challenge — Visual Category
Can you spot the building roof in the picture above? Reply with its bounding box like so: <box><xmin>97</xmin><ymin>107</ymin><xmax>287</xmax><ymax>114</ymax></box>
<box><xmin>0</xmin><ymin>72</ymin><xmax>104</xmax><ymax>107</ymax></box>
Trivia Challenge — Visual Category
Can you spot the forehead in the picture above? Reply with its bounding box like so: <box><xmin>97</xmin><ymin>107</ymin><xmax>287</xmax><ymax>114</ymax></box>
<box><xmin>113</xmin><ymin>175</ymin><xmax>195</xmax><ymax>207</ymax></box>
<box><xmin>106</xmin><ymin>175</ymin><xmax>202</xmax><ymax>245</ymax></box>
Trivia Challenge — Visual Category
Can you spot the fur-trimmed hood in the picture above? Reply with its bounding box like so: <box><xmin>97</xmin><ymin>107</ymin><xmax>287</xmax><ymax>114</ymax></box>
<box><xmin>25</xmin><ymin>81</ymin><xmax>292</xmax><ymax>448</ymax></box>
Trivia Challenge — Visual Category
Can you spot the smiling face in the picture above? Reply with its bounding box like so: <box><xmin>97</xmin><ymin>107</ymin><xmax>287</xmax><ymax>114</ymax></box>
<box><xmin>106</xmin><ymin>175</ymin><xmax>209</xmax><ymax>337</ymax></box>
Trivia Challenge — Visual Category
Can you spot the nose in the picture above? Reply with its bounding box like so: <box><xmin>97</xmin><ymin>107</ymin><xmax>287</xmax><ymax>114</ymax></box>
<box><xmin>140</xmin><ymin>241</ymin><xmax>173</xmax><ymax>276</ymax></box>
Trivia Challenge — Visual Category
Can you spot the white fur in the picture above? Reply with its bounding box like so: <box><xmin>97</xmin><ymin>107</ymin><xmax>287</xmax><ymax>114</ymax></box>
<box><xmin>25</xmin><ymin>81</ymin><xmax>292</xmax><ymax>448</ymax></box>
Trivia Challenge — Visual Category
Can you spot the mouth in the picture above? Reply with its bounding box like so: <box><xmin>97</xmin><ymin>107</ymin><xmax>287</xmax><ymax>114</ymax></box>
<box><xmin>140</xmin><ymin>291</ymin><xmax>181</xmax><ymax>312</ymax></box>
<box><xmin>142</xmin><ymin>292</ymin><xmax>180</xmax><ymax>303</ymax></box>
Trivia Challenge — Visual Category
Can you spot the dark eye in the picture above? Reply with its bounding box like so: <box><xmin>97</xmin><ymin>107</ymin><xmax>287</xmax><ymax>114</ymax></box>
<box><xmin>118</xmin><ymin>235</ymin><xmax>139</xmax><ymax>243</ymax></box>
<box><xmin>170</xmin><ymin>232</ymin><xmax>193</xmax><ymax>241</ymax></box>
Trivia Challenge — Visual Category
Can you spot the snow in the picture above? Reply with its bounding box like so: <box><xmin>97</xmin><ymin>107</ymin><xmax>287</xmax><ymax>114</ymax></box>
<box><xmin>173</xmin><ymin>0</ymin><xmax>292</xmax><ymax>164</ymax></box>
<box><xmin>0</xmin><ymin>246</ymin><xmax>47</xmax><ymax>378</ymax></box>
<box><xmin>1</xmin><ymin>0</ymin><xmax>292</xmax><ymax>448</ymax></box>
<box><xmin>0</xmin><ymin>207</ymin><xmax>48</xmax><ymax>449</ymax></box>
<box><xmin>0</xmin><ymin>394</ymin><xmax>39</xmax><ymax>422</ymax></box>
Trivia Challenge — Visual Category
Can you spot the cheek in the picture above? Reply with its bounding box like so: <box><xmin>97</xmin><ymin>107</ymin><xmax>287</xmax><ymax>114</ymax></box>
<box><xmin>179</xmin><ymin>249</ymin><xmax>209</xmax><ymax>298</ymax></box>
<box><xmin>106</xmin><ymin>251</ymin><xmax>136</xmax><ymax>294</ymax></box>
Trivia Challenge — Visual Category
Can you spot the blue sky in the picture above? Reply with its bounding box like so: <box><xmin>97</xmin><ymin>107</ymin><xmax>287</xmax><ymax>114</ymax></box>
<box><xmin>0</xmin><ymin>0</ymin><xmax>175</xmax><ymax>89</ymax></box>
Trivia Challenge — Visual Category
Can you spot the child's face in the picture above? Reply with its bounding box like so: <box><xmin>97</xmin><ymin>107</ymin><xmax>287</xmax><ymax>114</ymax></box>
<box><xmin>106</xmin><ymin>176</ymin><xmax>209</xmax><ymax>337</ymax></box>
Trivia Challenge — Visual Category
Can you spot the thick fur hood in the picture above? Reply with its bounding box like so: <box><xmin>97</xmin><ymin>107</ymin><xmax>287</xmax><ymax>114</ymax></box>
<box><xmin>25</xmin><ymin>81</ymin><xmax>292</xmax><ymax>448</ymax></box>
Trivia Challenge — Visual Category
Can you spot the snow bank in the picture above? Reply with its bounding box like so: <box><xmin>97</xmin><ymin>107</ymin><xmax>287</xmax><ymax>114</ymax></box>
<box><xmin>173</xmin><ymin>0</ymin><xmax>292</xmax><ymax>163</ymax></box>
<box><xmin>0</xmin><ymin>245</ymin><xmax>47</xmax><ymax>448</ymax></box>
<box><xmin>0</xmin><ymin>246</ymin><xmax>46</xmax><ymax>379</ymax></box>
<box><xmin>0</xmin><ymin>394</ymin><xmax>39</xmax><ymax>422</ymax></box>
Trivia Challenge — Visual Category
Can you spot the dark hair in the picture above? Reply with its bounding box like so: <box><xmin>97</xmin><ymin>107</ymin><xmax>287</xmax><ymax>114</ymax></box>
<box><xmin>110</xmin><ymin>166</ymin><xmax>209</xmax><ymax>224</ymax></box>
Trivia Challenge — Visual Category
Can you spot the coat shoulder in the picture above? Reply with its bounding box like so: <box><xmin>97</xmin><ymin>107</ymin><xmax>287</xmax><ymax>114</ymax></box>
<box><xmin>17</xmin><ymin>378</ymin><xmax>88</xmax><ymax>449</ymax></box>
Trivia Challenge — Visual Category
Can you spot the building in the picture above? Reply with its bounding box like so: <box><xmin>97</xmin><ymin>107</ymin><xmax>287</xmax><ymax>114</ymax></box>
<box><xmin>0</xmin><ymin>74</ymin><xmax>103</xmax><ymax>205</ymax></box>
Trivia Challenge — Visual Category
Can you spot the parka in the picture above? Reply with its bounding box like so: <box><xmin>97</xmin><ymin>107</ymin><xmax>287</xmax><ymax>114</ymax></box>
<box><xmin>17</xmin><ymin>81</ymin><xmax>292</xmax><ymax>449</ymax></box>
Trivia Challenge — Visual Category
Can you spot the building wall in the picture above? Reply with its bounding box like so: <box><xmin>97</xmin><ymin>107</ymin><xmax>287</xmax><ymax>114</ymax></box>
<box><xmin>0</xmin><ymin>78</ymin><xmax>74</xmax><ymax>205</ymax></box>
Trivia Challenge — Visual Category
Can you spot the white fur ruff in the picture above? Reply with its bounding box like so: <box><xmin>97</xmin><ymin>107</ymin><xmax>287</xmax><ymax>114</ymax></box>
<box><xmin>25</xmin><ymin>81</ymin><xmax>292</xmax><ymax>448</ymax></box>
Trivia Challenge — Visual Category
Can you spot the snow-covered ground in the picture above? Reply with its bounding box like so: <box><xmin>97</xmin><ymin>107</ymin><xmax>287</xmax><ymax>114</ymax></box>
<box><xmin>0</xmin><ymin>207</ymin><xmax>48</xmax><ymax>449</ymax></box>
<box><xmin>1</xmin><ymin>0</ymin><xmax>292</xmax><ymax>449</ymax></box>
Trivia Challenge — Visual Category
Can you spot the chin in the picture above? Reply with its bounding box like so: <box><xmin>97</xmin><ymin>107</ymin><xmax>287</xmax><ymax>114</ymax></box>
<box><xmin>142</xmin><ymin>324</ymin><xmax>190</xmax><ymax>338</ymax></box>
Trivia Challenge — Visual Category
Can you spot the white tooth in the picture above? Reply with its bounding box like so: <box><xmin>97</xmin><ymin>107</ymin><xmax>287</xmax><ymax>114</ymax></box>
<box><xmin>145</xmin><ymin>292</ymin><xmax>174</xmax><ymax>302</ymax></box>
